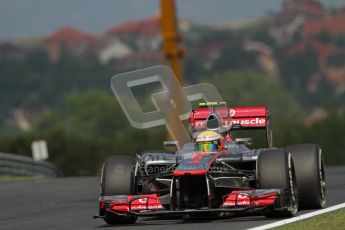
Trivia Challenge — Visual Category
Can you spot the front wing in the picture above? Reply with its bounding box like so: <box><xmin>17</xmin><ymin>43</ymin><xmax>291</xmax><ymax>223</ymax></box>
<box><xmin>95</xmin><ymin>189</ymin><xmax>293</xmax><ymax>219</ymax></box>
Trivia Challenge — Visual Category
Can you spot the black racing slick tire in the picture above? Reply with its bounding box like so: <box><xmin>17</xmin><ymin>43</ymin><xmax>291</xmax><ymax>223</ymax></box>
<box><xmin>286</xmin><ymin>144</ymin><xmax>326</xmax><ymax>209</ymax></box>
<box><xmin>104</xmin><ymin>212</ymin><xmax>137</xmax><ymax>225</ymax></box>
<box><xmin>101</xmin><ymin>155</ymin><xmax>136</xmax><ymax>196</ymax></box>
<box><xmin>257</xmin><ymin>149</ymin><xmax>298</xmax><ymax>217</ymax></box>
<box><xmin>101</xmin><ymin>155</ymin><xmax>137</xmax><ymax>225</ymax></box>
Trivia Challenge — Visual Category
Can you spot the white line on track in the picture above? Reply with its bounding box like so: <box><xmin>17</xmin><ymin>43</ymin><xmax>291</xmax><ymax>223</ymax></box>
<box><xmin>247</xmin><ymin>202</ymin><xmax>345</xmax><ymax>230</ymax></box>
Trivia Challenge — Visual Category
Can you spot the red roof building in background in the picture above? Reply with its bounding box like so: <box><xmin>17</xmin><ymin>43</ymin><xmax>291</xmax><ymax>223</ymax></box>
<box><xmin>107</xmin><ymin>15</ymin><xmax>160</xmax><ymax>38</ymax></box>
<box><xmin>287</xmin><ymin>39</ymin><xmax>345</xmax><ymax>92</ymax></box>
<box><xmin>43</xmin><ymin>27</ymin><xmax>101</xmax><ymax>61</ymax></box>
<box><xmin>302</xmin><ymin>12</ymin><xmax>345</xmax><ymax>37</ymax></box>
<box><xmin>106</xmin><ymin>15</ymin><xmax>161</xmax><ymax>53</ymax></box>
<box><xmin>287</xmin><ymin>40</ymin><xmax>342</xmax><ymax>66</ymax></box>
<box><xmin>270</xmin><ymin>0</ymin><xmax>325</xmax><ymax>45</ymax></box>
<box><xmin>282</xmin><ymin>0</ymin><xmax>324</xmax><ymax>17</ymax></box>
<box><xmin>299</xmin><ymin>0</ymin><xmax>324</xmax><ymax>16</ymax></box>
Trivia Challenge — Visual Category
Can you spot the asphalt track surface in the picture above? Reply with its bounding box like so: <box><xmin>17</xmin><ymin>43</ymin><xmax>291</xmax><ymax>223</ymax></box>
<box><xmin>1</xmin><ymin>167</ymin><xmax>345</xmax><ymax>230</ymax></box>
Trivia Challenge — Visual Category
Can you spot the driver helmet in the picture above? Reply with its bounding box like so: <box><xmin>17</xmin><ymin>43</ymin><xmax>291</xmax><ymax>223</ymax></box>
<box><xmin>196</xmin><ymin>130</ymin><xmax>224</xmax><ymax>152</ymax></box>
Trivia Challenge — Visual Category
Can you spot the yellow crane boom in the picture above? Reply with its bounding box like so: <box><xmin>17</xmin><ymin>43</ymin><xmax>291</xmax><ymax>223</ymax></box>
<box><xmin>160</xmin><ymin>0</ymin><xmax>185</xmax><ymax>83</ymax></box>
<box><xmin>160</xmin><ymin>0</ymin><xmax>188</xmax><ymax>145</ymax></box>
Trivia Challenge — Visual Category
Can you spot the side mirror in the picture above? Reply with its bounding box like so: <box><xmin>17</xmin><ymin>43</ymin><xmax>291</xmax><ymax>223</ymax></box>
<box><xmin>235</xmin><ymin>138</ymin><xmax>253</xmax><ymax>146</ymax></box>
<box><xmin>163</xmin><ymin>140</ymin><xmax>179</xmax><ymax>151</ymax></box>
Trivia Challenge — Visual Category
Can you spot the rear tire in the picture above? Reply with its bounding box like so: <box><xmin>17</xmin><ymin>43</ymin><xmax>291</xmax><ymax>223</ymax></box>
<box><xmin>257</xmin><ymin>149</ymin><xmax>298</xmax><ymax>217</ymax></box>
<box><xmin>101</xmin><ymin>155</ymin><xmax>137</xmax><ymax>225</ymax></box>
<box><xmin>286</xmin><ymin>144</ymin><xmax>326</xmax><ymax>209</ymax></box>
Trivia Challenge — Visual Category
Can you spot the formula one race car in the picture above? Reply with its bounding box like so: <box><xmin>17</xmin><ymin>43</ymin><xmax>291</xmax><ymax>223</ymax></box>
<box><xmin>94</xmin><ymin>102</ymin><xmax>326</xmax><ymax>225</ymax></box>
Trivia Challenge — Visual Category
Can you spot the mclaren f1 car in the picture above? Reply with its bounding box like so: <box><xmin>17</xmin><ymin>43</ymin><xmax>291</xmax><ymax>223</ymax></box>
<box><xmin>94</xmin><ymin>102</ymin><xmax>326</xmax><ymax>225</ymax></box>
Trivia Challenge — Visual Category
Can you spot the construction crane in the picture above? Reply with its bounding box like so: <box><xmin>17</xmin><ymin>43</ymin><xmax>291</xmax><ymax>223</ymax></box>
<box><xmin>160</xmin><ymin>0</ymin><xmax>185</xmax><ymax>83</ymax></box>
<box><xmin>159</xmin><ymin>0</ymin><xmax>189</xmax><ymax>146</ymax></box>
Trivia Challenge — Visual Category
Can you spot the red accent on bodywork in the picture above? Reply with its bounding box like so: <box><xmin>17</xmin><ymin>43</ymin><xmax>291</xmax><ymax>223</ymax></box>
<box><xmin>225</xmin><ymin>135</ymin><xmax>233</xmax><ymax>142</ymax></box>
<box><xmin>173</xmin><ymin>169</ymin><xmax>208</xmax><ymax>176</ymax></box>
<box><xmin>189</xmin><ymin>153</ymin><xmax>205</xmax><ymax>163</ymax></box>
<box><xmin>228</xmin><ymin>107</ymin><xmax>268</xmax><ymax>117</ymax></box>
<box><xmin>109</xmin><ymin>194</ymin><xmax>165</xmax><ymax>213</ymax></box>
<box><xmin>190</xmin><ymin>106</ymin><xmax>269</xmax><ymax>130</ymax></box>
<box><xmin>173</xmin><ymin>153</ymin><xmax>222</xmax><ymax>177</ymax></box>
<box><xmin>251</xmin><ymin>193</ymin><xmax>278</xmax><ymax>207</ymax></box>
<box><xmin>110</xmin><ymin>203</ymin><xmax>129</xmax><ymax>212</ymax></box>
<box><xmin>222</xmin><ymin>191</ymin><xmax>251</xmax><ymax>207</ymax></box>
<box><xmin>222</xmin><ymin>191</ymin><xmax>278</xmax><ymax>208</ymax></box>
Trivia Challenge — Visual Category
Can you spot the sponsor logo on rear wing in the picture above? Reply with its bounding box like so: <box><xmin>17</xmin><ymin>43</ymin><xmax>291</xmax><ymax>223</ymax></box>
<box><xmin>190</xmin><ymin>106</ymin><xmax>269</xmax><ymax>130</ymax></box>
<box><xmin>232</xmin><ymin>117</ymin><xmax>266</xmax><ymax>127</ymax></box>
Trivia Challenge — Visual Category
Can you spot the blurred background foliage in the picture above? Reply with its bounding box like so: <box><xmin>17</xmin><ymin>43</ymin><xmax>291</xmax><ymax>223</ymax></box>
<box><xmin>1</xmin><ymin>51</ymin><xmax>344</xmax><ymax>175</ymax></box>
<box><xmin>1</xmin><ymin>0</ymin><xmax>345</xmax><ymax>175</ymax></box>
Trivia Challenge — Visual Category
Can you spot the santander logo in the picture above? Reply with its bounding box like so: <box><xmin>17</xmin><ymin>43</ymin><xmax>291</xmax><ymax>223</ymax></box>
<box><xmin>237</xmin><ymin>193</ymin><xmax>249</xmax><ymax>199</ymax></box>
<box><xmin>138</xmin><ymin>198</ymin><xmax>147</xmax><ymax>203</ymax></box>
<box><xmin>229</xmin><ymin>109</ymin><xmax>236</xmax><ymax>117</ymax></box>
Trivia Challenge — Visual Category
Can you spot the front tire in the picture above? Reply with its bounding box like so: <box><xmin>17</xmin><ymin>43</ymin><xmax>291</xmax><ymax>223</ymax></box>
<box><xmin>257</xmin><ymin>149</ymin><xmax>298</xmax><ymax>217</ymax></box>
<box><xmin>101</xmin><ymin>155</ymin><xmax>137</xmax><ymax>225</ymax></box>
<box><xmin>286</xmin><ymin>144</ymin><xmax>326</xmax><ymax>209</ymax></box>
<box><xmin>104</xmin><ymin>212</ymin><xmax>137</xmax><ymax>225</ymax></box>
<box><xmin>101</xmin><ymin>155</ymin><xmax>136</xmax><ymax>196</ymax></box>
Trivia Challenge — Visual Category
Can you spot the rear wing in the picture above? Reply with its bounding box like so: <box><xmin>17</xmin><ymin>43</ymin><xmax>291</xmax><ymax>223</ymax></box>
<box><xmin>190</xmin><ymin>106</ymin><xmax>269</xmax><ymax>130</ymax></box>
<box><xmin>229</xmin><ymin>107</ymin><xmax>269</xmax><ymax>129</ymax></box>
<box><xmin>190</xmin><ymin>106</ymin><xmax>273</xmax><ymax>147</ymax></box>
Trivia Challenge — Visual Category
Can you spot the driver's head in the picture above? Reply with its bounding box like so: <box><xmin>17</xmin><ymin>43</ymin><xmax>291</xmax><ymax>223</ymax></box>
<box><xmin>196</xmin><ymin>130</ymin><xmax>224</xmax><ymax>153</ymax></box>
